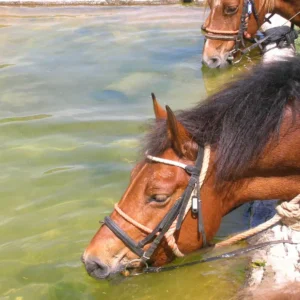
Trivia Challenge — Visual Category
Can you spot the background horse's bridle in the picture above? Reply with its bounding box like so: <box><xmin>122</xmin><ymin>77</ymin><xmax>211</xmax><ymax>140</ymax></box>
<box><xmin>103</xmin><ymin>146</ymin><xmax>209</xmax><ymax>264</ymax></box>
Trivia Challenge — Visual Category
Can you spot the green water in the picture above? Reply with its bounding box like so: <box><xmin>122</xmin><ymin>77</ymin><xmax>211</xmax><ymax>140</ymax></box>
<box><xmin>0</xmin><ymin>6</ymin><xmax>264</xmax><ymax>300</ymax></box>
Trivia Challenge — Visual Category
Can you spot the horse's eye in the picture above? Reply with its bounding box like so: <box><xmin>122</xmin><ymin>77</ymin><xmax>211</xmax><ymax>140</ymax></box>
<box><xmin>224</xmin><ymin>6</ymin><xmax>239</xmax><ymax>15</ymax></box>
<box><xmin>149</xmin><ymin>194</ymin><xmax>169</xmax><ymax>203</ymax></box>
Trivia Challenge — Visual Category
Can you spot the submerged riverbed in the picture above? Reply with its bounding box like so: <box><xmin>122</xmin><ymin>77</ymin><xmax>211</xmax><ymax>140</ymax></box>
<box><xmin>0</xmin><ymin>6</ymin><xmax>275</xmax><ymax>299</ymax></box>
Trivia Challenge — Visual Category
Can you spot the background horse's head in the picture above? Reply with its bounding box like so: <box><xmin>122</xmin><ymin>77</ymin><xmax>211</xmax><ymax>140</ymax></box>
<box><xmin>202</xmin><ymin>0</ymin><xmax>269</xmax><ymax>68</ymax></box>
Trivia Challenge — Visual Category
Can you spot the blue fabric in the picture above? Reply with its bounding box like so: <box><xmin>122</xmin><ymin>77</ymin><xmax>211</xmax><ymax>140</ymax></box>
<box><xmin>243</xmin><ymin>200</ymin><xmax>277</xmax><ymax>228</ymax></box>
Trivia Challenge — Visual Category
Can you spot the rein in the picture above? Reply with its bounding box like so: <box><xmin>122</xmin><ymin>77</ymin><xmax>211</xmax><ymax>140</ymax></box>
<box><xmin>104</xmin><ymin>145</ymin><xmax>210</xmax><ymax>264</ymax></box>
<box><xmin>137</xmin><ymin>195</ymin><xmax>300</xmax><ymax>275</ymax></box>
<box><xmin>133</xmin><ymin>240</ymin><xmax>298</xmax><ymax>275</ymax></box>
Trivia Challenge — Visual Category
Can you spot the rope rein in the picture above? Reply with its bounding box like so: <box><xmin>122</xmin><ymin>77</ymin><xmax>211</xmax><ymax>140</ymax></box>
<box><xmin>216</xmin><ymin>192</ymin><xmax>300</xmax><ymax>247</ymax></box>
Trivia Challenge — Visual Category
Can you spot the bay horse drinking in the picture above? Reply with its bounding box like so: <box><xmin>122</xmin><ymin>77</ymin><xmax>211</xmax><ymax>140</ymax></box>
<box><xmin>202</xmin><ymin>0</ymin><xmax>300</xmax><ymax>68</ymax></box>
<box><xmin>83</xmin><ymin>56</ymin><xmax>300</xmax><ymax>279</ymax></box>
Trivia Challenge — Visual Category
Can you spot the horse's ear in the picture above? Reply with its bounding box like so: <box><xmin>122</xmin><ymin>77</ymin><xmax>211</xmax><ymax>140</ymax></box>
<box><xmin>152</xmin><ymin>93</ymin><xmax>167</xmax><ymax>120</ymax></box>
<box><xmin>166</xmin><ymin>105</ymin><xmax>196</xmax><ymax>159</ymax></box>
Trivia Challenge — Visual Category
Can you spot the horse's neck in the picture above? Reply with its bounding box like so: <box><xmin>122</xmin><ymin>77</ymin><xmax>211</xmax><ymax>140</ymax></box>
<box><xmin>214</xmin><ymin>111</ymin><xmax>300</xmax><ymax>216</ymax></box>
<box><xmin>274</xmin><ymin>0</ymin><xmax>300</xmax><ymax>26</ymax></box>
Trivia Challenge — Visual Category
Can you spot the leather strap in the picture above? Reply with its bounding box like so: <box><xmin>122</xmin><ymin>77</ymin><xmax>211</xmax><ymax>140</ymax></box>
<box><xmin>104</xmin><ymin>216</ymin><xmax>144</xmax><ymax>257</ymax></box>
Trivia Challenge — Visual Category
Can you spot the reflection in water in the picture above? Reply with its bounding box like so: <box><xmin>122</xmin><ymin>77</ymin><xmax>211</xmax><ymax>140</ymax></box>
<box><xmin>0</xmin><ymin>63</ymin><xmax>14</xmax><ymax>69</ymax></box>
<box><xmin>202</xmin><ymin>41</ymin><xmax>300</xmax><ymax>96</ymax></box>
<box><xmin>0</xmin><ymin>6</ymin><xmax>270</xmax><ymax>300</ymax></box>
<box><xmin>202</xmin><ymin>48</ymin><xmax>262</xmax><ymax>95</ymax></box>
<box><xmin>0</xmin><ymin>114</ymin><xmax>51</xmax><ymax>124</ymax></box>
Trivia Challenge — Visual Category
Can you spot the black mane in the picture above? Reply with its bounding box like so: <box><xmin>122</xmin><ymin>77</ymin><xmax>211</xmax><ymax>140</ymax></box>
<box><xmin>143</xmin><ymin>56</ymin><xmax>300</xmax><ymax>185</ymax></box>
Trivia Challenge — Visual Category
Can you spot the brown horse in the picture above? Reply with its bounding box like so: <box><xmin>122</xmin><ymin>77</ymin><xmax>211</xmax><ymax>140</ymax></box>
<box><xmin>82</xmin><ymin>56</ymin><xmax>300</xmax><ymax>280</ymax></box>
<box><xmin>202</xmin><ymin>0</ymin><xmax>300</xmax><ymax>68</ymax></box>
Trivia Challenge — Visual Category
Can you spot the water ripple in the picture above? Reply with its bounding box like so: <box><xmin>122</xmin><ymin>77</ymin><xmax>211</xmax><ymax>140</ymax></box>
<box><xmin>0</xmin><ymin>114</ymin><xmax>51</xmax><ymax>124</ymax></box>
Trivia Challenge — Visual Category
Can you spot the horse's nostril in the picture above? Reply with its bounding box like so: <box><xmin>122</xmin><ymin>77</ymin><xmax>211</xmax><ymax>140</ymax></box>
<box><xmin>202</xmin><ymin>55</ymin><xmax>229</xmax><ymax>69</ymax></box>
<box><xmin>207</xmin><ymin>56</ymin><xmax>222</xmax><ymax>68</ymax></box>
<box><xmin>84</xmin><ymin>256</ymin><xmax>110</xmax><ymax>279</ymax></box>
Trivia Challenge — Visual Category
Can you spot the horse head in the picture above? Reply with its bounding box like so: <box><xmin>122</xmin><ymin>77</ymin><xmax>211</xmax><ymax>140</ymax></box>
<box><xmin>82</xmin><ymin>94</ymin><xmax>223</xmax><ymax>279</ymax></box>
<box><xmin>202</xmin><ymin>0</ymin><xmax>267</xmax><ymax>68</ymax></box>
<box><xmin>82</xmin><ymin>57</ymin><xmax>300</xmax><ymax>279</ymax></box>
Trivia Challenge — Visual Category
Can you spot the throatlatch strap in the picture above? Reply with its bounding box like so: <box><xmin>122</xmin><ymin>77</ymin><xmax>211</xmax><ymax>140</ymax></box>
<box><xmin>177</xmin><ymin>147</ymin><xmax>205</xmax><ymax>230</ymax></box>
<box><xmin>249</xmin><ymin>0</ymin><xmax>260</xmax><ymax>26</ymax></box>
<box><xmin>198</xmin><ymin>200</ymin><xmax>206</xmax><ymax>246</ymax></box>
<box><xmin>176</xmin><ymin>177</ymin><xmax>197</xmax><ymax>231</ymax></box>
<box><xmin>194</xmin><ymin>147</ymin><xmax>207</xmax><ymax>246</ymax></box>
<box><xmin>237</xmin><ymin>0</ymin><xmax>249</xmax><ymax>49</ymax></box>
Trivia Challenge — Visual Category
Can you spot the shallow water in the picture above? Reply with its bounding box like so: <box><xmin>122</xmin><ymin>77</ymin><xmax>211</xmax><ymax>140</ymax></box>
<box><xmin>0</xmin><ymin>6</ymin><xmax>278</xmax><ymax>300</ymax></box>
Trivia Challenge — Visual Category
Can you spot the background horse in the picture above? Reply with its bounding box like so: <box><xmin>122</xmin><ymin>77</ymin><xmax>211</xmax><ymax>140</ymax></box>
<box><xmin>83</xmin><ymin>56</ymin><xmax>300</xmax><ymax>280</ymax></box>
<box><xmin>202</xmin><ymin>0</ymin><xmax>300</xmax><ymax>68</ymax></box>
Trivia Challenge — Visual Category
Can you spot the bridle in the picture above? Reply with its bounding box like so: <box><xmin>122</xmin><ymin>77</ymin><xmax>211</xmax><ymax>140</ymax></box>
<box><xmin>103</xmin><ymin>146</ymin><xmax>210</xmax><ymax>264</ymax></box>
<box><xmin>202</xmin><ymin>0</ymin><xmax>260</xmax><ymax>59</ymax></box>
<box><xmin>202</xmin><ymin>0</ymin><xmax>260</xmax><ymax>49</ymax></box>
<box><xmin>104</xmin><ymin>146</ymin><xmax>210</xmax><ymax>263</ymax></box>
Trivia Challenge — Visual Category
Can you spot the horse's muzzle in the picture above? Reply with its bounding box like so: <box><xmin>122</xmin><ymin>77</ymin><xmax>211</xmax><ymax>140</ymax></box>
<box><xmin>202</xmin><ymin>53</ymin><xmax>231</xmax><ymax>69</ymax></box>
<box><xmin>83</xmin><ymin>255</ymin><xmax>111</xmax><ymax>279</ymax></box>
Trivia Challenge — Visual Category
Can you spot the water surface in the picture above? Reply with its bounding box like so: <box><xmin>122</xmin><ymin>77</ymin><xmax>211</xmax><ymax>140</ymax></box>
<box><xmin>0</xmin><ymin>6</ymin><xmax>269</xmax><ymax>299</ymax></box>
